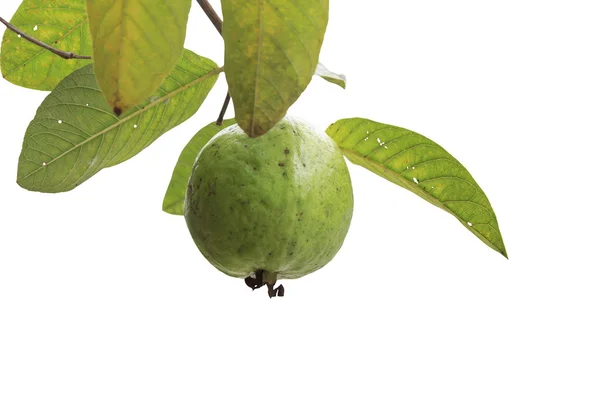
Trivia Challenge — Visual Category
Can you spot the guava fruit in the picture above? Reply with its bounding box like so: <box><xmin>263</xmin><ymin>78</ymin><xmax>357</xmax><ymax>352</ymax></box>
<box><xmin>184</xmin><ymin>116</ymin><xmax>354</xmax><ymax>297</ymax></box>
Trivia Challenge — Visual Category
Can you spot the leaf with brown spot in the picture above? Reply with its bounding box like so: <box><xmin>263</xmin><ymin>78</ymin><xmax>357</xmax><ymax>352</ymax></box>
<box><xmin>86</xmin><ymin>0</ymin><xmax>192</xmax><ymax>115</ymax></box>
<box><xmin>17</xmin><ymin>50</ymin><xmax>221</xmax><ymax>193</ymax></box>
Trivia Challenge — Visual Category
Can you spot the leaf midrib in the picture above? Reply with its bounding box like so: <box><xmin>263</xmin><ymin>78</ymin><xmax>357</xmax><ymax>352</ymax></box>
<box><xmin>341</xmin><ymin>148</ymin><xmax>506</xmax><ymax>257</ymax></box>
<box><xmin>115</xmin><ymin>0</ymin><xmax>128</xmax><ymax>108</ymax></box>
<box><xmin>250</xmin><ymin>0</ymin><xmax>265</xmax><ymax>135</ymax></box>
<box><xmin>18</xmin><ymin>66</ymin><xmax>223</xmax><ymax>182</ymax></box>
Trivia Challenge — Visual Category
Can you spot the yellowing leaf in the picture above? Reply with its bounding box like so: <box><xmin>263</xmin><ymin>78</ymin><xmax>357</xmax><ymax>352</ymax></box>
<box><xmin>1</xmin><ymin>0</ymin><xmax>92</xmax><ymax>90</ymax></box>
<box><xmin>86</xmin><ymin>0</ymin><xmax>192</xmax><ymax>115</ymax></box>
<box><xmin>327</xmin><ymin>118</ymin><xmax>507</xmax><ymax>258</ymax></box>
<box><xmin>17</xmin><ymin>50</ymin><xmax>221</xmax><ymax>193</ymax></box>
<box><xmin>222</xmin><ymin>0</ymin><xmax>329</xmax><ymax>137</ymax></box>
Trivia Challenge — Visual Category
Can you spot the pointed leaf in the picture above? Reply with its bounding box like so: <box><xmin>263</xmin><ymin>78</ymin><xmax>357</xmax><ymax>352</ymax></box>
<box><xmin>222</xmin><ymin>0</ymin><xmax>329</xmax><ymax>137</ymax></box>
<box><xmin>86</xmin><ymin>0</ymin><xmax>192</xmax><ymax>115</ymax></box>
<box><xmin>162</xmin><ymin>119</ymin><xmax>236</xmax><ymax>215</ymax></box>
<box><xmin>17</xmin><ymin>50</ymin><xmax>221</xmax><ymax>193</ymax></box>
<box><xmin>1</xmin><ymin>0</ymin><xmax>92</xmax><ymax>90</ymax></box>
<box><xmin>327</xmin><ymin>118</ymin><xmax>507</xmax><ymax>258</ymax></box>
<box><xmin>315</xmin><ymin>63</ymin><xmax>346</xmax><ymax>89</ymax></box>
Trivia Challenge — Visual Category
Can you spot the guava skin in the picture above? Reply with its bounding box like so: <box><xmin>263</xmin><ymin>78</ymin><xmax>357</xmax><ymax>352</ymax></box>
<box><xmin>184</xmin><ymin>116</ymin><xmax>354</xmax><ymax>282</ymax></box>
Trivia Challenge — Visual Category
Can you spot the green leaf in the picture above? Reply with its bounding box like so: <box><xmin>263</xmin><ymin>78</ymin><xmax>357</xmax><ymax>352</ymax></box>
<box><xmin>1</xmin><ymin>0</ymin><xmax>92</xmax><ymax>90</ymax></box>
<box><xmin>315</xmin><ymin>63</ymin><xmax>346</xmax><ymax>89</ymax></box>
<box><xmin>327</xmin><ymin>118</ymin><xmax>507</xmax><ymax>258</ymax></box>
<box><xmin>86</xmin><ymin>0</ymin><xmax>192</xmax><ymax>115</ymax></box>
<box><xmin>222</xmin><ymin>0</ymin><xmax>329</xmax><ymax>137</ymax></box>
<box><xmin>162</xmin><ymin>119</ymin><xmax>236</xmax><ymax>215</ymax></box>
<box><xmin>17</xmin><ymin>50</ymin><xmax>221</xmax><ymax>193</ymax></box>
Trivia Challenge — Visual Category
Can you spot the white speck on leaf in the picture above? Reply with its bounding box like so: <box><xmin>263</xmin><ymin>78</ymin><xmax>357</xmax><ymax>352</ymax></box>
<box><xmin>134</xmin><ymin>124</ymin><xmax>138</xmax><ymax>129</ymax></box>
<box><xmin>17</xmin><ymin>34</ymin><xmax>21</xmax><ymax>38</ymax></box>
<box><xmin>413</xmin><ymin>177</ymin><xmax>419</xmax><ymax>184</ymax></box>
<box><xmin>58</xmin><ymin>120</ymin><xmax>62</xmax><ymax>124</ymax></box>
<box><xmin>42</xmin><ymin>162</ymin><xmax>47</xmax><ymax>167</ymax></box>
<box><xmin>33</xmin><ymin>25</ymin><xmax>38</xmax><ymax>31</ymax></box>
<box><xmin>467</xmin><ymin>222</ymin><xmax>473</xmax><ymax>227</ymax></box>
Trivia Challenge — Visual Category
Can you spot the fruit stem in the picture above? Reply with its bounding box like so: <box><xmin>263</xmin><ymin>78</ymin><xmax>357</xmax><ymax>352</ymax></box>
<box><xmin>216</xmin><ymin>94</ymin><xmax>231</xmax><ymax>126</ymax></box>
<box><xmin>195</xmin><ymin>0</ymin><xmax>222</xmax><ymax>34</ymax></box>
<box><xmin>195</xmin><ymin>1</ymin><xmax>232</xmax><ymax>124</ymax></box>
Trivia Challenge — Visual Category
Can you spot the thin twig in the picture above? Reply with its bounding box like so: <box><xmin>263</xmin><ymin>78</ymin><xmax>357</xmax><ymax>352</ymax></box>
<box><xmin>216</xmin><ymin>94</ymin><xmax>231</xmax><ymax>125</ymax></box>
<box><xmin>195</xmin><ymin>0</ymin><xmax>222</xmax><ymax>35</ymax></box>
<box><xmin>0</xmin><ymin>16</ymin><xmax>91</xmax><ymax>60</ymax></box>
<box><xmin>195</xmin><ymin>0</ymin><xmax>231</xmax><ymax>124</ymax></box>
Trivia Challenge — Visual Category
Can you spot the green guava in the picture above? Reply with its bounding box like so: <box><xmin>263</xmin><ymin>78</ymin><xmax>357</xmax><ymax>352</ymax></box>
<box><xmin>184</xmin><ymin>116</ymin><xmax>354</xmax><ymax>297</ymax></box>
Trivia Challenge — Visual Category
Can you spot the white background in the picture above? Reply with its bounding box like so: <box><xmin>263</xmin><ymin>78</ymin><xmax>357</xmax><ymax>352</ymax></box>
<box><xmin>1</xmin><ymin>0</ymin><xmax>599</xmax><ymax>399</ymax></box>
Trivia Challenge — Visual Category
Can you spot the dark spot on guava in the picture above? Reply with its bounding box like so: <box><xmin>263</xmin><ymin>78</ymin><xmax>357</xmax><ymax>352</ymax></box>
<box><xmin>207</xmin><ymin>179</ymin><xmax>217</xmax><ymax>196</ymax></box>
<box><xmin>278</xmin><ymin>163</ymin><xmax>285</xmax><ymax>167</ymax></box>
<box><xmin>284</xmin><ymin>148</ymin><xmax>290</xmax><ymax>154</ymax></box>
<box><xmin>303</xmin><ymin>163</ymin><xmax>306</xmax><ymax>167</ymax></box>
<box><xmin>113</xmin><ymin>107</ymin><xmax>122</xmax><ymax>116</ymax></box>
